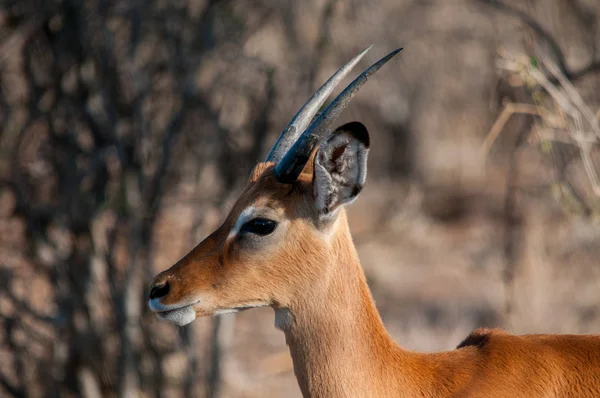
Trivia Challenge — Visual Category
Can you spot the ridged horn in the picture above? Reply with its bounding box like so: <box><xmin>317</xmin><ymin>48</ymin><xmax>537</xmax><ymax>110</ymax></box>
<box><xmin>265</xmin><ymin>45</ymin><xmax>373</xmax><ymax>162</ymax></box>
<box><xmin>274</xmin><ymin>47</ymin><xmax>403</xmax><ymax>183</ymax></box>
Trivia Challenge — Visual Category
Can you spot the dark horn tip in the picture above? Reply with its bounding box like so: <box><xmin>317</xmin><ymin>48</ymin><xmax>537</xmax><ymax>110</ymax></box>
<box><xmin>274</xmin><ymin>46</ymin><xmax>403</xmax><ymax>184</ymax></box>
<box><xmin>383</xmin><ymin>47</ymin><xmax>403</xmax><ymax>62</ymax></box>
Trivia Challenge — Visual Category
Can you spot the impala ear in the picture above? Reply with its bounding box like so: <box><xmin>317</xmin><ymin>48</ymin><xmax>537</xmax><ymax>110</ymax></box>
<box><xmin>313</xmin><ymin>122</ymin><xmax>370</xmax><ymax>218</ymax></box>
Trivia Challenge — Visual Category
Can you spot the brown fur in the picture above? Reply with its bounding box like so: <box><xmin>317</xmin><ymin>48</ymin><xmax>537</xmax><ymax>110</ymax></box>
<box><xmin>150</xmin><ymin>162</ymin><xmax>600</xmax><ymax>398</ymax></box>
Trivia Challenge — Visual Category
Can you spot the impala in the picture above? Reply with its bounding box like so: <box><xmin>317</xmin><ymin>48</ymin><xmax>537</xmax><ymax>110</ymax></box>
<box><xmin>148</xmin><ymin>46</ymin><xmax>600</xmax><ymax>397</ymax></box>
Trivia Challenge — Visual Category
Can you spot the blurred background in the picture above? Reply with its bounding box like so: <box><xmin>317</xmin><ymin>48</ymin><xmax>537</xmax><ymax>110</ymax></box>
<box><xmin>1</xmin><ymin>0</ymin><xmax>599</xmax><ymax>397</ymax></box>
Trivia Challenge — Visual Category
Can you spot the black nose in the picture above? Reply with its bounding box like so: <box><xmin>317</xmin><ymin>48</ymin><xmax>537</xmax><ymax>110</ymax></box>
<box><xmin>149</xmin><ymin>281</ymin><xmax>170</xmax><ymax>299</ymax></box>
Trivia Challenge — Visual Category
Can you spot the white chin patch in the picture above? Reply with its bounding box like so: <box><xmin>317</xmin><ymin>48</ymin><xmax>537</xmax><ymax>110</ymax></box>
<box><xmin>156</xmin><ymin>306</ymin><xmax>197</xmax><ymax>326</ymax></box>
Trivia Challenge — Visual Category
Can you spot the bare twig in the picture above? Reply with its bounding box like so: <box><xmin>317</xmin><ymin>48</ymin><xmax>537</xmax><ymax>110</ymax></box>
<box><xmin>0</xmin><ymin>374</ymin><xmax>23</xmax><ymax>398</ymax></box>
<box><xmin>539</xmin><ymin>53</ymin><xmax>600</xmax><ymax>137</ymax></box>
<box><xmin>478</xmin><ymin>0</ymin><xmax>569</xmax><ymax>78</ymax></box>
<box><xmin>0</xmin><ymin>17</ymin><xmax>45</xmax><ymax>65</ymax></box>
<box><xmin>497</xmin><ymin>52</ymin><xmax>600</xmax><ymax>198</ymax></box>
<box><xmin>481</xmin><ymin>102</ymin><xmax>540</xmax><ymax>155</ymax></box>
<box><xmin>480</xmin><ymin>0</ymin><xmax>600</xmax><ymax>82</ymax></box>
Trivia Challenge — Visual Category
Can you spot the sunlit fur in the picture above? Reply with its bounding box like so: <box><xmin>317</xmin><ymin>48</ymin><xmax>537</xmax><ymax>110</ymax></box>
<box><xmin>150</xmin><ymin>158</ymin><xmax>600</xmax><ymax>398</ymax></box>
<box><xmin>150</xmin><ymin>162</ymin><xmax>326</xmax><ymax>317</ymax></box>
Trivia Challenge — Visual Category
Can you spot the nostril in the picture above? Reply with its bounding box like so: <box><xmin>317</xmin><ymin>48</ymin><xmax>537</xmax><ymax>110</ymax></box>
<box><xmin>149</xmin><ymin>281</ymin><xmax>170</xmax><ymax>300</ymax></box>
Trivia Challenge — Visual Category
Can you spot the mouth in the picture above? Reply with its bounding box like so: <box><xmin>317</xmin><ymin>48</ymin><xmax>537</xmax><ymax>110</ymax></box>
<box><xmin>214</xmin><ymin>305</ymin><xmax>259</xmax><ymax>315</ymax></box>
<box><xmin>148</xmin><ymin>298</ymin><xmax>200</xmax><ymax>326</ymax></box>
<box><xmin>148</xmin><ymin>298</ymin><xmax>269</xmax><ymax>326</ymax></box>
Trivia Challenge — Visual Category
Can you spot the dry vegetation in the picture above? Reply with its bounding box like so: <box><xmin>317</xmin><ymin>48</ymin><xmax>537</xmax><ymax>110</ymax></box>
<box><xmin>0</xmin><ymin>0</ymin><xmax>599</xmax><ymax>397</ymax></box>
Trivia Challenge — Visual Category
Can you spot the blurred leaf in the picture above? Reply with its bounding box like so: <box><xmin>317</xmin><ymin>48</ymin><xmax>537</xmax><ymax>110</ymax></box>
<box><xmin>529</xmin><ymin>56</ymin><xmax>538</xmax><ymax>69</ymax></box>
<box><xmin>541</xmin><ymin>139</ymin><xmax>552</xmax><ymax>153</ymax></box>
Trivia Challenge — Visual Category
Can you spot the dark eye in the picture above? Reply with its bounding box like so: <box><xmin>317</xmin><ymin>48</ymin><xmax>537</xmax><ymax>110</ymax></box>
<box><xmin>240</xmin><ymin>218</ymin><xmax>277</xmax><ymax>236</ymax></box>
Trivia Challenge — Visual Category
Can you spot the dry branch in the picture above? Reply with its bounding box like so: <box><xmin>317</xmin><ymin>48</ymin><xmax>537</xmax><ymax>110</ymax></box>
<box><xmin>493</xmin><ymin>51</ymin><xmax>600</xmax><ymax>199</ymax></box>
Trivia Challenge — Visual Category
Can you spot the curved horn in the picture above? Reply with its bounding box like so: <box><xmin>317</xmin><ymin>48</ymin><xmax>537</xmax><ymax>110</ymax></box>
<box><xmin>274</xmin><ymin>47</ymin><xmax>403</xmax><ymax>183</ymax></box>
<box><xmin>266</xmin><ymin>45</ymin><xmax>373</xmax><ymax>162</ymax></box>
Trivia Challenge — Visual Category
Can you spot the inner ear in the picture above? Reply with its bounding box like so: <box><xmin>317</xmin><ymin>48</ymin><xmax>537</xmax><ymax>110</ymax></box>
<box><xmin>313</xmin><ymin>121</ymin><xmax>370</xmax><ymax>218</ymax></box>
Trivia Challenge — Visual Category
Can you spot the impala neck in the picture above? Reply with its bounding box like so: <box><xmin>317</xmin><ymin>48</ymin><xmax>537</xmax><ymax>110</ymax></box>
<box><xmin>275</xmin><ymin>211</ymin><xmax>419</xmax><ymax>398</ymax></box>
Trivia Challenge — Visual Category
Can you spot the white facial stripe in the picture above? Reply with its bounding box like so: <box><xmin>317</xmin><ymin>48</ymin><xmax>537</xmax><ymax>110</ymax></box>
<box><xmin>228</xmin><ymin>206</ymin><xmax>257</xmax><ymax>240</ymax></box>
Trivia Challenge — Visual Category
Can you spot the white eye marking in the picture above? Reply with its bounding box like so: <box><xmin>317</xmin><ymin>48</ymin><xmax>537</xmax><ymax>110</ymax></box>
<box><xmin>228</xmin><ymin>206</ymin><xmax>257</xmax><ymax>240</ymax></box>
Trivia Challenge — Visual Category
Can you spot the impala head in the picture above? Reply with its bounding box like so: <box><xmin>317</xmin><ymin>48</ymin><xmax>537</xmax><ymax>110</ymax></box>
<box><xmin>148</xmin><ymin>46</ymin><xmax>402</xmax><ymax>326</ymax></box>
